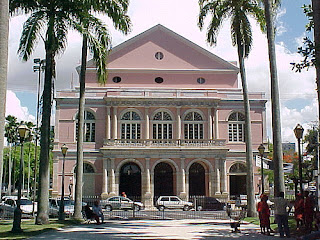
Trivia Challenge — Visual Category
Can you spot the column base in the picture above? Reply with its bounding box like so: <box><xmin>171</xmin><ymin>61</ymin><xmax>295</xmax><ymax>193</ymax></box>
<box><xmin>179</xmin><ymin>192</ymin><xmax>187</xmax><ymax>200</ymax></box>
<box><xmin>101</xmin><ymin>192</ymin><xmax>109</xmax><ymax>200</ymax></box>
<box><xmin>143</xmin><ymin>192</ymin><xmax>153</xmax><ymax>209</ymax></box>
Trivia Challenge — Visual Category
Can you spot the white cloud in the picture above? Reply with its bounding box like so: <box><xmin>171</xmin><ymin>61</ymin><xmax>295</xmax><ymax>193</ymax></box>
<box><xmin>7</xmin><ymin>0</ymin><xmax>318</xmax><ymax>142</ymax></box>
<box><xmin>5</xmin><ymin>90</ymin><xmax>35</xmax><ymax>123</ymax></box>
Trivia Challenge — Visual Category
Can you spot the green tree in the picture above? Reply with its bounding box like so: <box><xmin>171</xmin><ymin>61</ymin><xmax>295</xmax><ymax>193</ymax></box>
<box><xmin>198</xmin><ymin>0</ymin><xmax>265</xmax><ymax>217</ymax></box>
<box><xmin>0</xmin><ymin>0</ymin><xmax>9</xmax><ymax>199</ymax></box>
<box><xmin>9</xmin><ymin>0</ymin><xmax>106</xmax><ymax>224</ymax></box>
<box><xmin>73</xmin><ymin>0</ymin><xmax>131</xmax><ymax>219</ymax></box>
<box><xmin>4</xmin><ymin>115</ymin><xmax>18</xmax><ymax>195</ymax></box>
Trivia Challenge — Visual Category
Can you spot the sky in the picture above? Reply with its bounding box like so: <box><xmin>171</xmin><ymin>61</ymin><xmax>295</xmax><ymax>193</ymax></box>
<box><xmin>5</xmin><ymin>0</ymin><xmax>317</xmax><ymax>143</ymax></box>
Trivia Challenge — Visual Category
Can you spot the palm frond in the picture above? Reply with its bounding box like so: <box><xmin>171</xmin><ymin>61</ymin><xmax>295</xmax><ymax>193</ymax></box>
<box><xmin>9</xmin><ymin>0</ymin><xmax>39</xmax><ymax>15</ymax></box>
<box><xmin>18</xmin><ymin>11</ymin><xmax>45</xmax><ymax>61</ymax></box>
<box><xmin>53</xmin><ymin>13</ymin><xmax>70</xmax><ymax>56</ymax></box>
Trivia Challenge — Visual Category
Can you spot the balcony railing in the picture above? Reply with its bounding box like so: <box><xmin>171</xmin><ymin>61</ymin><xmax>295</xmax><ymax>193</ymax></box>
<box><xmin>103</xmin><ymin>139</ymin><xmax>226</xmax><ymax>148</ymax></box>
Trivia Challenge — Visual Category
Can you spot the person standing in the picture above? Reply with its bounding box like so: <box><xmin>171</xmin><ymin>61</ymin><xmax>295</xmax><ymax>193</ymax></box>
<box><xmin>294</xmin><ymin>193</ymin><xmax>304</xmax><ymax>232</ymax></box>
<box><xmin>274</xmin><ymin>192</ymin><xmax>291</xmax><ymax>238</ymax></box>
<box><xmin>257</xmin><ymin>194</ymin><xmax>271</xmax><ymax>235</ymax></box>
<box><xmin>304</xmin><ymin>191</ymin><xmax>315</xmax><ymax>233</ymax></box>
<box><xmin>92</xmin><ymin>200</ymin><xmax>104</xmax><ymax>224</ymax></box>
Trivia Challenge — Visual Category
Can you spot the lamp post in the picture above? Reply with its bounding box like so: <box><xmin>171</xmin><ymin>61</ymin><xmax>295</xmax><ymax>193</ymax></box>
<box><xmin>294</xmin><ymin>124</ymin><xmax>304</xmax><ymax>193</ymax></box>
<box><xmin>258</xmin><ymin>144</ymin><xmax>266</xmax><ymax>194</ymax></box>
<box><xmin>12</xmin><ymin>124</ymin><xmax>29</xmax><ymax>233</ymax></box>
<box><xmin>59</xmin><ymin>144</ymin><xmax>68</xmax><ymax>220</ymax></box>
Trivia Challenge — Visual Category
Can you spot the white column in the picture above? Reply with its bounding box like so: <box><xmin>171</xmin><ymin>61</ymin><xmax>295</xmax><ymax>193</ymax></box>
<box><xmin>102</xmin><ymin>159</ymin><xmax>108</xmax><ymax>194</ymax></box>
<box><xmin>221</xmin><ymin>158</ymin><xmax>228</xmax><ymax>194</ymax></box>
<box><xmin>112</xmin><ymin>106</ymin><xmax>118</xmax><ymax>139</ymax></box>
<box><xmin>208</xmin><ymin>108</ymin><xmax>213</xmax><ymax>139</ymax></box>
<box><xmin>214</xmin><ymin>107</ymin><xmax>219</xmax><ymax>139</ymax></box>
<box><xmin>145</xmin><ymin>107</ymin><xmax>150</xmax><ymax>139</ymax></box>
<box><xmin>215</xmin><ymin>168</ymin><xmax>221</xmax><ymax>195</ymax></box>
<box><xmin>177</xmin><ymin>107</ymin><xmax>181</xmax><ymax>140</ymax></box>
<box><xmin>180</xmin><ymin>158</ymin><xmax>186</xmax><ymax>194</ymax></box>
<box><xmin>146</xmin><ymin>158</ymin><xmax>151</xmax><ymax>193</ymax></box>
<box><xmin>106</xmin><ymin>106</ymin><xmax>111</xmax><ymax>139</ymax></box>
<box><xmin>110</xmin><ymin>158</ymin><xmax>116</xmax><ymax>195</ymax></box>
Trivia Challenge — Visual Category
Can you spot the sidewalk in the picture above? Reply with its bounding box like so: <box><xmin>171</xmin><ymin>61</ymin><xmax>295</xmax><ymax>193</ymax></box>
<box><xmin>29</xmin><ymin>219</ymin><xmax>297</xmax><ymax>239</ymax></box>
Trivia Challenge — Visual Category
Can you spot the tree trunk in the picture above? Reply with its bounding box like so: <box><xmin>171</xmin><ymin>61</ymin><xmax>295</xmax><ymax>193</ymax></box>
<box><xmin>236</xmin><ymin>40</ymin><xmax>255</xmax><ymax>217</ymax></box>
<box><xmin>74</xmin><ymin>36</ymin><xmax>88</xmax><ymax>220</ymax></box>
<box><xmin>0</xmin><ymin>0</ymin><xmax>9</xmax><ymax>198</ymax></box>
<box><xmin>36</xmin><ymin>18</ymin><xmax>55</xmax><ymax>225</ymax></box>
<box><xmin>263</xmin><ymin>0</ymin><xmax>285</xmax><ymax>197</ymax></box>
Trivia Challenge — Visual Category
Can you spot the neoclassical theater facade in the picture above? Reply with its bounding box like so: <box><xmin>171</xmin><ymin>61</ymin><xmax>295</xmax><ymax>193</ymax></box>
<box><xmin>52</xmin><ymin>25</ymin><xmax>267</xmax><ymax>205</ymax></box>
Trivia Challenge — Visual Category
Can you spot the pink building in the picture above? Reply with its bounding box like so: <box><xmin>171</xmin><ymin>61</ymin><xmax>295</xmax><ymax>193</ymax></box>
<box><xmin>52</xmin><ymin>25</ymin><xmax>267</xmax><ymax>206</ymax></box>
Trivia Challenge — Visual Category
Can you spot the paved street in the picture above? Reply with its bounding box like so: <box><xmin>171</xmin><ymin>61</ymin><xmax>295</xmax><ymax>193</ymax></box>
<box><xmin>29</xmin><ymin>219</ymin><xmax>296</xmax><ymax>239</ymax></box>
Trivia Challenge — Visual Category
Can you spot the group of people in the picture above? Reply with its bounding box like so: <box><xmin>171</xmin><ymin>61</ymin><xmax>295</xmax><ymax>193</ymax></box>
<box><xmin>294</xmin><ymin>191</ymin><xmax>315</xmax><ymax>234</ymax></box>
<box><xmin>83</xmin><ymin>200</ymin><xmax>104</xmax><ymax>225</ymax></box>
<box><xmin>257</xmin><ymin>191</ymin><xmax>317</xmax><ymax>238</ymax></box>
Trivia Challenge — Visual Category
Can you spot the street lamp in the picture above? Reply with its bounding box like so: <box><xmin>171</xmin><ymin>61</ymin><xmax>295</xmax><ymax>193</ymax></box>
<box><xmin>59</xmin><ymin>144</ymin><xmax>68</xmax><ymax>220</ymax></box>
<box><xmin>12</xmin><ymin>124</ymin><xmax>29</xmax><ymax>233</ymax></box>
<box><xmin>294</xmin><ymin>123</ymin><xmax>304</xmax><ymax>193</ymax></box>
<box><xmin>258</xmin><ymin>144</ymin><xmax>266</xmax><ymax>194</ymax></box>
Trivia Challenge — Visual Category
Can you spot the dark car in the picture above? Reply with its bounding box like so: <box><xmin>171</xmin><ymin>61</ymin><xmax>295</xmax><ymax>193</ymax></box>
<box><xmin>193</xmin><ymin>197</ymin><xmax>227</xmax><ymax>211</ymax></box>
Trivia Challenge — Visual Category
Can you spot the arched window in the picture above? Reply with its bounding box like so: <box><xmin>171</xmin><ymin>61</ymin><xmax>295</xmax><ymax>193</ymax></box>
<box><xmin>184</xmin><ymin>111</ymin><xmax>204</xmax><ymax>140</ymax></box>
<box><xmin>228</xmin><ymin>112</ymin><xmax>245</xmax><ymax>142</ymax></box>
<box><xmin>76</xmin><ymin>111</ymin><xmax>95</xmax><ymax>142</ymax></box>
<box><xmin>120</xmin><ymin>111</ymin><xmax>141</xmax><ymax>139</ymax></box>
<box><xmin>152</xmin><ymin>111</ymin><xmax>173</xmax><ymax>139</ymax></box>
<box><xmin>229</xmin><ymin>162</ymin><xmax>246</xmax><ymax>173</ymax></box>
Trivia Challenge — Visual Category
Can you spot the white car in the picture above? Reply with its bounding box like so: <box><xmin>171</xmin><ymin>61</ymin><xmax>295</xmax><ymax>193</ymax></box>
<box><xmin>49</xmin><ymin>198</ymin><xmax>76</xmax><ymax>217</ymax></box>
<box><xmin>0</xmin><ymin>197</ymin><xmax>37</xmax><ymax>217</ymax></box>
<box><xmin>101</xmin><ymin>196</ymin><xmax>144</xmax><ymax>211</ymax></box>
<box><xmin>155</xmin><ymin>196</ymin><xmax>193</xmax><ymax>211</ymax></box>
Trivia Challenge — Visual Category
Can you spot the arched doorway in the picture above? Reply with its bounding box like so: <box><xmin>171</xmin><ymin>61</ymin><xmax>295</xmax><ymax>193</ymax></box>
<box><xmin>229</xmin><ymin>163</ymin><xmax>247</xmax><ymax>197</ymax></box>
<box><xmin>119</xmin><ymin>162</ymin><xmax>141</xmax><ymax>199</ymax></box>
<box><xmin>154</xmin><ymin>162</ymin><xmax>174</xmax><ymax>196</ymax></box>
<box><xmin>189</xmin><ymin>162</ymin><xmax>205</xmax><ymax>196</ymax></box>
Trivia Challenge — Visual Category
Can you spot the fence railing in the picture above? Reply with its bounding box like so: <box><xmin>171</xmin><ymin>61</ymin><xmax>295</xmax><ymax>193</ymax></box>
<box><xmin>103</xmin><ymin>139</ymin><xmax>226</xmax><ymax>148</ymax></box>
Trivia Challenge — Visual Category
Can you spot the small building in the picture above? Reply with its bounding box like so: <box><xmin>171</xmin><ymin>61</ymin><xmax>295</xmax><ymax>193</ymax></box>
<box><xmin>52</xmin><ymin>25</ymin><xmax>267</xmax><ymax>206</ymax></box>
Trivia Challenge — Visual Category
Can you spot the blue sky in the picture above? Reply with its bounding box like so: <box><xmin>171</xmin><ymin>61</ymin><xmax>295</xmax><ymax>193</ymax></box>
<box><xmin>6</xmin><ymin>0</ymin><xmax>317</xmax><ymax>143</ymax></box>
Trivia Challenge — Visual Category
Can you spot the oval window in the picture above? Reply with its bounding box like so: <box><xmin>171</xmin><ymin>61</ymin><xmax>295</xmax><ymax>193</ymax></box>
<box><xmin>197</xmin><ymin>77</ymin><xmax>205</xmax><ymax>84</ymax></box>
<box><xmin>155</xmin><ymin>52</ymin><xmax>164</xmax><ymax>60</ymax></box>
<box><xmin>113</xmin><ymin>76</ymin><xmax>121</xmax><ymax>83</ymax></box>
<box><xmin>155</xmin><ymin>77</ymin><xmax>164</xmax><ymax>84</ymax></box>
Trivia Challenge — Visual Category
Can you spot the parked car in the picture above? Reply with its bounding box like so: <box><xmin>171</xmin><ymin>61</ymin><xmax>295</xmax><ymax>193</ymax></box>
<box><xmin>101</xmin><ymin>196</ymin><xmax>144</xmax><ymax>211</ymax></box>
<box><xmin>192</xmin><ymin>197</ymin><xmax>227</xmax><ymax>211</ymax></box>
<box><xmin>49</xmin><ymin>198</ymin><xmax>76</xmax><ymax>217</ymax></box>
<box><xmin>155</xmin><ymin>196</ymin><xmax>193</xmax><ymax>211</ymax></box>
<box><xmin>0</xmin><ymin>197</ymin><xmax>37</xmax><ymax>217</ymax></box>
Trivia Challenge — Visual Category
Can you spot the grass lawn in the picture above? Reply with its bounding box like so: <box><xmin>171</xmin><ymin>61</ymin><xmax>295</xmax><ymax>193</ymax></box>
<box><xmin>245</xmin><ymin>216</ymin><xmax>298</xmax><ymax>235</ymax></box>
<box><xmin>0</xmin><ymin>218</ymin><xmax>80</xmax><ymax>239</ymax></box>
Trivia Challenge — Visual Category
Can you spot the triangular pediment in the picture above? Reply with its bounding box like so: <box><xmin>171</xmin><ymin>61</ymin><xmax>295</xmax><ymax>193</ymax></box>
<box><xmin>87</xmin><ymin>24</ymin><xmax>238</xmax><ymax>72</ymax></box>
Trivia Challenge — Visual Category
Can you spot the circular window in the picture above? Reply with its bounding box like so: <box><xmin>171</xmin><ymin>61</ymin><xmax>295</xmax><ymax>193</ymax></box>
<box><xmin>155</xmin><ymin>52</ymin><xmax>164</xmax><ymax>60</ymax></box>
<box><xmin>197</xmin><ymin>77</ymin><xmax>205</xmax><ymax>84</ymax></box>
<box><xmin>113</xmin><ymin>76</ymin><xmax>121</xmax><ymax>83</ymax></box>
<box><xmin>155</xmin><ymin>77</ymin><xmax>164</xmax><ymax>84</ymax></box>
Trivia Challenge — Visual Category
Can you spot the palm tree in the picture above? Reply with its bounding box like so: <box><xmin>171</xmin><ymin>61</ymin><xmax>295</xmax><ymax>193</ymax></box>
<box><xmin>312</xmin><ymin>0</ymin><xmax>320</xmax><ymax>143</ymax></box>
<box><xmin>0</xmin><ymin>0</ymin><xmax>9</xmax><ymax>199</ymax></box>
<box><xmin>73</xmin><ymin>0</ymin><xmax>131</xmax><ymax>219</ymax></box>
<box><xmin>4</xmin><ymin>115</ymin><xmax>18</xmax><ymax>195</ymax></box>
<box><xmin>261</xmin><ymin>0</ymin><xmax>285</xmax><ymax>197</ymax></box>
<box><xmin>198</xmin><ymin>0</ymin><xmax>265</xmax><ymax>216</ymax></box>
<box><xmin>9</xmin><ymin>0</ymin><xmax>106</xmax><ymax>224</ymax></box>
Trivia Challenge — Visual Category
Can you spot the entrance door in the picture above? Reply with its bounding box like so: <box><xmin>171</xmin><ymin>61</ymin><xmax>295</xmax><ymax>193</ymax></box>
<box><xmin>229</xmin><ymin>175</ymin><xmax>247</xmax><ymax>196</ymax></box>
<box><xmin>189</xmin><ymin>162</ymin><xmax>205</xmax><ymax>196</ymax></box>
<box><xmin>154</xmin><ymin>162</ymin><xmax>174</xmax><ymax>196</ymax></box>
<box><xmin>119</xmin><ymin>162</ymin><xmax>141</xmax><ymax>199</ymax></box>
